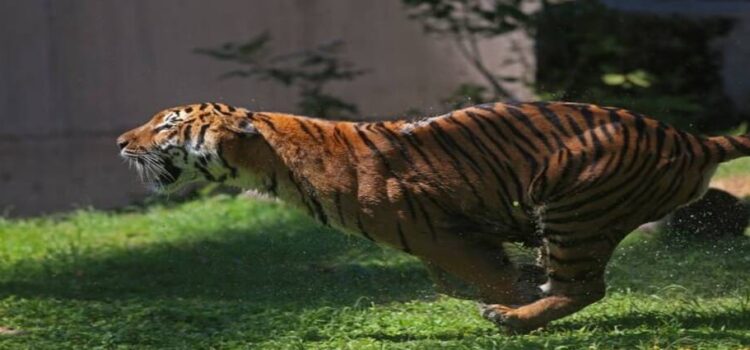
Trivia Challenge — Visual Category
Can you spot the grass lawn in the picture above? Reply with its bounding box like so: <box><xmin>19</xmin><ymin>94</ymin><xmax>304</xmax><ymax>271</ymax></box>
<box><xmin>1</xmin><ymin>159</ymin><xmax>749</xmax><ymax>349</ymax></box>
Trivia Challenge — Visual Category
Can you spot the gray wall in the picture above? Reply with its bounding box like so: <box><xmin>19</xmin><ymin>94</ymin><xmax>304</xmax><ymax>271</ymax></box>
<box><xmin>0</xmin><ymin>0</ymin><xmax>534</xmax><ymax>216</ymax></box>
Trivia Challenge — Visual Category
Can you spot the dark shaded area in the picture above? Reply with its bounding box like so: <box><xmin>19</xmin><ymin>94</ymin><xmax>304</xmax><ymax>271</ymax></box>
<box><xmin>556</xmin><ymin>310</ymin><xmax>750</xmax><ymax>332</ymax></box>
<box><xmin>664</xmin><ymin>188</ymin><xmax>750</xmax><ymax>241</ymax></box>
<box><xmin>536</xmin><ymin>0</ymin><xmax>743</xmax><ymax>133</ymax></box>
<box><xmin>0</xmin><ymin>217</ymin><xmax>437</xmax><ymax>346</ymax></box>
<box><xmin>0</xmin><ymin>223</ymin><xmax>433</xmax><ymax>307</ymax></box>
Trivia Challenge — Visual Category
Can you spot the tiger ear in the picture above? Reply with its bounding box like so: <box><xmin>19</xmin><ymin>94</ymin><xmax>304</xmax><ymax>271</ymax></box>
<box><xmin>223</xmin><ymin>116</ymin><xmax>257</xmax><ymax>135</ymax></box>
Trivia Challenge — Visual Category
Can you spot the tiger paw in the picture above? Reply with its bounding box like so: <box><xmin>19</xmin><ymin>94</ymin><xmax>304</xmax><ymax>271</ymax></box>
<box><xmin>478</xmin><ymin>303</ymin><xmax>537</xmax><ymax>334</ymax></box>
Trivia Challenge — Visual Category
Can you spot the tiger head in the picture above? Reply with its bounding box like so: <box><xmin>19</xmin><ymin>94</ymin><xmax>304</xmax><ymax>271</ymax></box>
<box><xmin>117</xmin><ymin>102</ymin><xmax>269</xmax><ymax>193</ymax></box>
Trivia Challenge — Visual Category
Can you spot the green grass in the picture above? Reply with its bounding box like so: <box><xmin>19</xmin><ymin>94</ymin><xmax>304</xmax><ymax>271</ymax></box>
<box><xmin>0</xmin><ymin>158</ymin><xmax>748</xmax><ymax>349</ymax></box>
<box><xmin>715</xmin><ymin>157</ymin><xmax>750</xmax><ymax>178</ymax></box>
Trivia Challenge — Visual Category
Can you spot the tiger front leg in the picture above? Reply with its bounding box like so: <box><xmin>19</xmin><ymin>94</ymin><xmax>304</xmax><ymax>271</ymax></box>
<box><xmin>421</xmin><ymin>237</ymin><xmax>542</xmax><ymax>307</ymax></box>
<box><xmin>423</xmin><ymin>261</ymin><xmax>481</xmax><ymax>300</ymax></box>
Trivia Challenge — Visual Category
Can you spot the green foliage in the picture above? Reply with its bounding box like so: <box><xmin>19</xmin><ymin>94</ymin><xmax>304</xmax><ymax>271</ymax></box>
<box><xmin>402</xmin><ymin>0</ymin><xmax>530</xmax><ymax>37</ymax></box>
<box><xmin>0</xmin><ymin>157</ymin><xmax>749</xmax><ymax>348</ymax></box>
<box><xmin>441</xmin><ymin>83</ymin><xmax>489</xmax><ymax>110</ymax></box>
<box><xmin>196</xmin><ymin>33</ymin><xmax>367</xmax><ymax>119</ymax></box>
<box><xmin>535</xmin><ymin>0</ymin><xmax>742</xmax><ymax>133</ymax></box>
<box><xmin>402</xmin><ymin>0</ymin><xmax>534</xmax><ymax>101</ymax></box>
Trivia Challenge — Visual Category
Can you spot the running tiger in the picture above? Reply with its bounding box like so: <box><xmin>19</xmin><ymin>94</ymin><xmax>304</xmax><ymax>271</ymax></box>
<box><xmin>117</xmin><ymin>101</ymin><xmax>750</xmax><ymax>332</ymax></box>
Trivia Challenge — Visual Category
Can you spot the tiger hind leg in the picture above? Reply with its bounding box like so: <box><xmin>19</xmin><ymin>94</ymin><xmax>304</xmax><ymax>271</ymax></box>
<box><xmin>481</xmin><ymin>233</ymin><xmax>618</xmax><ymax>333</ymax></box>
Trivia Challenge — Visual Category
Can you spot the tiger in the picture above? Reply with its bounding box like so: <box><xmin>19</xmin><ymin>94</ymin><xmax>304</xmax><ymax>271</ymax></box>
<box><xmin>117</xmin><ymin>101</ymin><xmax>750</xmax><ymax>332</ymax></box>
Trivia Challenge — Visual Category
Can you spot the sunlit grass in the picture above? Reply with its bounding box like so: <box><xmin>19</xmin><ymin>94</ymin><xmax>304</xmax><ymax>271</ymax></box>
<box><xmin>1</xmin><ymin>159</ymin><xmax>749</xmax><ymax>349</ymax></box>
<box><xmin>715</xmin><ymin>157</ymin><xmax>750</xmax><ymax>178</ymax></box>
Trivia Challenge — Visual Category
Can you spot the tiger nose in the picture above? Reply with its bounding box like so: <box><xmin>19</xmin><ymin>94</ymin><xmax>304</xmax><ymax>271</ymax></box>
<box><xmin>116</xmin><ymin>135</ymin><xmax>130</xmax><ymax>150</ymax></box>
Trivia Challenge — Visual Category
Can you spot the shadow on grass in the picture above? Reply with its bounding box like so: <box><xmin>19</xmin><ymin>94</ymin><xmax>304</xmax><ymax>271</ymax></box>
<box><xmin>0</xmin><ymin>220</ymin><xmax>434</xmax><ymax>309</ymax></box>
<box><xmin>556</xmin><ymin>310</ymin><xmax>750</xmax><ymax>332</ymax></box>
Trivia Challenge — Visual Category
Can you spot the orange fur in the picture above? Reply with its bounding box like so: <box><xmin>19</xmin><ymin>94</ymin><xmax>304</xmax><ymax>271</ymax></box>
<box><xmin>118</xmin><ymin>101</ymin><xmax>750</xmax><ymax>332</ymax></box>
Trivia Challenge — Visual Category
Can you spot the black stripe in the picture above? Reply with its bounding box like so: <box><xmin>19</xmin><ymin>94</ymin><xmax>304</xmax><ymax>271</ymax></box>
<box><xmin>216</xmin><ymin>141</ymin><xmax>238</xmax><ymax>178</ymax></box>
<box><xmin>373</xmin><ymin>123</ymin><xmax>416</xmax><ymax>166</ymax></box>
<box><xmin>182</xmin><ymin>124</ymin><xmax>193</xmax><ymax>142</ymax></box>
<box><xmin>464</xmin><ymin>112</ymin><xmax>529</xmax><ymax>206</ymax></box>
<box><xmin>195</xmin><ymin>161</ymin><xmax>216</xmax><ymax>182</ymax></box>
<box><xmin>311</xmin><ymin>123</ymin><xmax>327</xmax><ymax>142</ymax></box>
<box><xmin>195</xmin><ymin>124</ymin><xmax>210</xmax><ymax>149</ymax></box>
<box><xmin>654</xmin><ymin>122</ymin><xmax>666</xmax><ymax>157</ymax></box>
<box><xmin>428</xmin><ymin>120</ymin><xmax>485</xmax><ymax>175</ymax></box>
<box><xmin>445</xmin><ymin>116</ymin><xmax>520</xmax><ymax>222</ymax></box>
<box><xmin>590</xmin><ymin>127</ymin><xmax>604</xmax><ymax>163</ymax></box>
<box><xmin>505</xmin><ymin>104</ymin><xmax>555</xmax><ymax>152</ymax></box>
<box><xmin>296</xmin><ymin>119</ymin><xmax>321</xmax><ymax>142</ymax></box>
<box><xmin>632</xmin><ymin>113</ymin><xmax>647</xmax><ymax>145</ymax></box>
<box><xmin>267</xmin><ymin>172</ymin><xmax>278</xmax><ymax>196</ymax></box>
<box><xmin>546</xmin><ymin>148</ymin><xmax>574</xmax><ymax>199</ymax></box>
<box><xmin>601</xmin><ymin>155</ymin><xmax>684</xmax><ymax>228</ymax></box>
<box><xmin>397</xmin><ymin>221</ymin><xmax>412</xmax><ymax>253</ymax></box>
<box><xmin>598</xmin><ymin>118</ymin><xmax>614</xmax><ymax>143</ymax></box>
<box><xmin>255</xmin><ymin>115</ymin><xmax>280</xmax><ymax>133</ymax></box>
<box><xmin>334</xmin><ymin>191</ymin><xmax>345</xmax><ymax>225</ymax></box>
<box><xmin>678</xmin><ymin>130</ymin><xmax>696</xmax><ymax>168</ymax></box>
<box><xmin>403</xmin><ymin>132</ymin><xmax>438</xmax><ymax>171</ymax></box>
<box><xmin>480</xmin><ymin>106</ymin><xmax>541</xmax><ymax>154</ymax></box>
<box><xmin>355</xmin><ymin>126</ymin><xmax>418</xmax><ymax>220</ymax></box>
<box><xmin>533</xmin><ymin>102</ymin><xmax>571</xmax><ymax>137</ymax></box>
<box><xmin>307</xmin><ymin>188</ymin><xmax>328</xmax><ymax>226</ymax></box>
<box><xmin>579</xmin><ymin>106</ymin><xmax>596</xmax><ymax>130</ymax></box>
<box><xmin>563</xmin><ymin>113</ymin><xmax>588</xmax><ymax>147</ymax></box>
<box><xmin>698</xmin><ymin>138</ymin><xmax>713</xmax><ymax>171</ymax></box>
<box><xmin>715</xmin><ymin>139</ymin><xmax>727</xmax><ymax>161</ymax></box>
<box><xmin>424</xmin><ymin>124</ymin><xmax>487</xmax><ymax>208</ymax></box>
<box><xmin>288</xmin><ymin>171</ymin><xmax>316</xmax><ymax>218</ymax></box>
<box><xmin>414</xmin><ymin>198</ymin><xmax>438</xmax><ymax>241</ymax></box>
<box><xmin>334</xmin><ymin>125</ymin><xmax>359</xmax><ymax>162</ymax></box>
<box><xmin>445</xmin><ymin>117</ymin><xmax>493</xmax><ymax>158</ymax></box>
<box><xmin>162</xmin><ymin>145</ymin><xmax>188</xmax><ymax>163</ymax></box>
<box><xmin>726</xmin><ymin>136</ymin><xmax>750</xmax><ymax>154</ymax></box>
<box><xmin>502</xmin><ymin>162</ymin><xmax>527</xmax><ymax>210</ymax></box>
<box><xmin>549</xmin><ymin>155</ymin><xmax>645</xmax><ymax>218</ymax></box>
<box><xmin>153</xmin><ymin>124</ymin><xmax>171</xmax><ymax>133</ymax></box>
<box><xmin>648</xmin><ymin>154</ymin><xmax>692</xmax><ymax>210</ymax></box>
<box><xmin>465</xmin><ymin>111</ymin><xmax>513</xmax><ymax>160</ymax></box>
<box><xmin>356</xmin><ymin>215</ymin><xmax>375</xmax><ymax>241</ymax></box>
<box><xmin>548</xmin><ymin>153</ymin><xmax>658</xmax><ymax>221</ymax></box>
<box><xmin>471</xmin><ymin>111</ymin><xmax>539</xmax><ymax>179</ymax></box>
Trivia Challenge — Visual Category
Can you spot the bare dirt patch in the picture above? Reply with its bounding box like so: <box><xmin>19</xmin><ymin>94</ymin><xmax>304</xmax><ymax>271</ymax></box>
<box><xmin>710</xmin><ymin>176</ymin><xmax>750</xmax><ymax>198</ymax></box>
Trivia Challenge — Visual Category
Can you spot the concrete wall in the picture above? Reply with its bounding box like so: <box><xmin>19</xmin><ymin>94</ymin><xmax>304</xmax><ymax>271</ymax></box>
<box><xmin>0</xmin><ymin>0</ymin><xmax>534</xmax><ymax>216</ymax></box>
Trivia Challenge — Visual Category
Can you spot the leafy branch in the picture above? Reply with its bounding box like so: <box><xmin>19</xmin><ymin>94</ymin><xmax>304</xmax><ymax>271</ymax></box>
<box><xmin>402</xmin><ymin>0</ymin><xmax>533</xmax><ymax>102</ymax></box>
<box><xmin>196</xmin><ymin>32</ymin><xmax>368</xmax><ymax>119</ymax></box>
